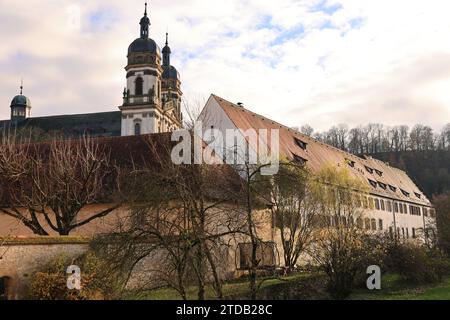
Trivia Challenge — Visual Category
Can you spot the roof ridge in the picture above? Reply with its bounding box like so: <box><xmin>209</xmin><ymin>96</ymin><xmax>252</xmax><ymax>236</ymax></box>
<box><xmin>211</xmin><ymin>94</ymin><xmax>365</xmax><ymax>161</ymax></box>
<box><xmin>23</xmin><ymin>110</ymin><xmax>121</xmax><ymax>121</ymax></box>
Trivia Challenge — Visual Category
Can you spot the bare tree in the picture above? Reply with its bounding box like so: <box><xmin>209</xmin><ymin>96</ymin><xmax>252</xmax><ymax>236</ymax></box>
<box><xmin>300</xmin><ymin>124</ymin><xmax>314</xmax><ymax>137</ymax></box>
<box><xmin>182</xmin><ymin>96</ymin><xmax>207</xmax><ymax>130</ymax></box>
<box><xmin>106</xmin><ymin>136</ymin><xmax>246</xmax><ymax>300</ymax></box>
<box><xmin>308</xmin><ymin>166</ymin><xmax>371</xmax><ymax>299</ymax></box>
<box><xmin>0</xmin><ymin>135</ymin><xmax>121</xmax><ymax>235</ymax></box>
<box><xmin>262</xmin><ymin>164</ymin><xmax>319</xmax><ymax>272</ymax></box>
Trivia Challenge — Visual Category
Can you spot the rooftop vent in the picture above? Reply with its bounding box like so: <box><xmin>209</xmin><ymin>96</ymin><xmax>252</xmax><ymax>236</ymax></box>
<box><xmin>401</xmin><ymin>189</ymin><xmax>410</xmax><ymax>197</ymax></box>
<box><xmin>237</xmin><ymin>102</ymin><xmax>244</xmax><ymax>107</ymax></box>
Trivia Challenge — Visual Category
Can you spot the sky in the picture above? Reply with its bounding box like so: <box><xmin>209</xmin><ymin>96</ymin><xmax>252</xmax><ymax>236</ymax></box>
<box><xmin>0</xmin><ymin>0</ymin><xmax>449</xmax><ymax>132</ymax></box>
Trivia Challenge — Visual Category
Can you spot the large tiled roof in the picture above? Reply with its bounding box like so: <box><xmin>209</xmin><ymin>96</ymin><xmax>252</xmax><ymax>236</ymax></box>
<box><xmin>0</xmin><ymin>111</ymin><xmax>121</xmax><ymax>137</ymax></box>
<box><xmin>210</xmin><ymin>94</ymin><xmax>431</xmax><ymax>207</ymax></box>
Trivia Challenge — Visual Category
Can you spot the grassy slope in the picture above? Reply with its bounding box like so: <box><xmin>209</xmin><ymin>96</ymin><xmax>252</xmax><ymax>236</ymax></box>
<box><xmin>128</xmin><ymin>273</ymin><xmax>450</xmax><ymax>300</ymax></box>
<box><xmin>127</xmin><ymin>274</ymin><xmax>313</xmax><ymax>300</ymax></box>
<box><xmin>350</xmin><ymin>274</ymin><xmax>450</xmax><ymax>300</ymax></box>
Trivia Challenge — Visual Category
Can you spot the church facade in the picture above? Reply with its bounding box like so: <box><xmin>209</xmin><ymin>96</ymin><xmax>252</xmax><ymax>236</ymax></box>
<box><xmin>0</xmin><ymin>3</ymin><xmax>182</xmax><ymax>138</ymax></box>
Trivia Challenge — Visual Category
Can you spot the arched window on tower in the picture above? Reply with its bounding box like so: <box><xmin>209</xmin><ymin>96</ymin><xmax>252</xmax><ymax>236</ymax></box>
<box><xmin>134</xmin><ymin>121</ymin><xmax>141</xmax><ymax>136</ymax></box>
<box><xmin>135</xmin><ymin>77</ymin><xmax>144</xmax><ymax>96</ymax></box>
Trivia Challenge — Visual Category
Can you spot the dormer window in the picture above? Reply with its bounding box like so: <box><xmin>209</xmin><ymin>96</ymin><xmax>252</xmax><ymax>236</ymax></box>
<box><xmin>345</xmin><ymin>158</ymin><xmax>356</xmax><ymax>168</ymax></box>
<box><xmin>375</xmin><ymin>169</ymin><xmax>383</xmax><ymax>177</ymax></box>
<box><xmin>365</xmin><ymin>166</ymin><xmax>374</xmax><ymax>174</ymax></box>
<box><xmin>368</xmin><ymin>179</ymin><xmax>377</xmax><ymax>188</ymax></box>
<box><xmin>378</xmin><ymin>182</ymin><xmax>387</xmax><ymax>190</ymax></box>
<box><xmin>401</xmin><ymin>189</ymin><xmax>410</xmax><ymax>197</ymax></box>
<box><xmin>294</xmin><ymin>138</ymin><xmax>308</xmax><ymax>151</ymax></box>
<box><xmin>292</xmin><ymin>154</ymin><xmax>307</xmax><ymax>166</ymax></box>
<box><xmin>389</xmin><ymin>185</ymin><xmax>397</xmax><ymax>192</ymax></box>
<box><xmin>414</xmin><ymin>192</ymin><xmax>421</xmax><ymax>199</ymax></box>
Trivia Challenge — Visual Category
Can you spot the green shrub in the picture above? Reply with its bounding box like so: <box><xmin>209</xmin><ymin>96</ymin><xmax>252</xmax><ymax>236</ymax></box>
<box><xmin>28</xmin><ymin>252</ymin><xmax>124</xmax><ymax>300</ymax></box>
<box><xmin>384</xmin><ymin>243</ymin><xmax>450</xmax><ymax>284</ymax></box>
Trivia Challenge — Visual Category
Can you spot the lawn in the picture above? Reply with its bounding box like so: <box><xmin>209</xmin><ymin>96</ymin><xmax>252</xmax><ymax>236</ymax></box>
<box><xmin>350</xmin><ymin>274</ymin><xmax>450</xmax><ymax>300</ymax></box>
<box><xmin>127</xmin><ymin>273</ymin><xmax>450</xmax><ymax>300</ymax></box>
<box><xmin>127</xmin><ymin>273</ymin><xmax>316</xmax><ymax>300</ymax></box>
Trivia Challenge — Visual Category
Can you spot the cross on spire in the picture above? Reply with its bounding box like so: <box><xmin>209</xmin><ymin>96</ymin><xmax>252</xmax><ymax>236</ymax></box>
<box><xmin>144</xmin><ymin>2</ymin><xmax>147</xmax><ymax>16</ymax></box>
<box><xmin>20</xmin><ymin>79</ymin><xmax>23</xmax><ymax>95</ymax></box>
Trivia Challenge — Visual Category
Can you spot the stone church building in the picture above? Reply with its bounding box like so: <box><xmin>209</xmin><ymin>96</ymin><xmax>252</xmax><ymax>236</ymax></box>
<box><xmin>1</xmin><ymin>3</ymin><xmax>182</xmax><ymax>137</ymax></box>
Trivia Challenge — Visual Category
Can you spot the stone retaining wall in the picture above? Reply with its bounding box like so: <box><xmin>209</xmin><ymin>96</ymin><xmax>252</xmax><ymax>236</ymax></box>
<box><xmin>0</xmin><ymin>237</ymin><xmax>90</xmax><ymax>299</ymax></box>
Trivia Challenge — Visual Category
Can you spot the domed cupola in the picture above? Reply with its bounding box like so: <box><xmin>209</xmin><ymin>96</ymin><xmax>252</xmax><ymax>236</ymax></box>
<box><xmin>127</xmin><ymin>2</ymin><xmax>161</xmax><ymax>65</ymax></box>
<box><xmin>120</xmin><ymin>3</ymin><xmax>182</xmax><ymax>136</ymax></box>
<box><xmin>10</xmin><ymin>81</ymin><xmax>31</xmax><ymax>122</ymax></box>
<box><xmin>162</xmin><ymin>33</ymin><xmax>179</xmax><ymax>80</ymax></box>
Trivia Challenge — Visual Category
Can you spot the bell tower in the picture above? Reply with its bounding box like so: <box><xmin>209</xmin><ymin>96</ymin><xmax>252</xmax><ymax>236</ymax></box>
<box><xmin>161</xmin><ymin>33</ymin><xmax>183</xmax><ymax>127</ymax></box>
<box><xmin>119</xmin><ymin>3</ymin><xmax>182</xmax><ymax>136</ymax></box>
<box><xmin>120</xmin><ymin>2</ymin><xmax>163</xmax><ymax>136</ymax></box>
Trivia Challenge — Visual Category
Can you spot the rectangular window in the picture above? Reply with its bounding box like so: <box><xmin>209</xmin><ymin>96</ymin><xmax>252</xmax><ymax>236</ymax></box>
<box><xmin>399</xmin><ymin>203</ymin><xmax>404</xmax><ymax>214</ymax></box>
<box><xmin>406</xmin><ymin>228</ymin><xmax>409</xmax><ymax>239</ymax></box>
<box><xmin>394</xmin><ymin>202</ymin><xmax>399</xmax><ymax>213</ymax></box>
<box><xmin>365</xmin><ymin>218</ymin><xmax>371</xmax><ymax>230</ymax></box>
<box><xmin>380</xmin><ymin>200</ymin><xmax>385</xmax><ymax>211</ymax></box>
<box><xmin>371</xmin><ymin>219</ymin><xmax>377</xmax><ymax>231</ymax></box>
<box><xmin>238</xmin><ymin>242</ymin><xmax>276</xmax><ymax>270</ymax></box>
<box><xmin>363</xmin><ymin>197</ymin><xmax>369</xmax><ymax>209</ymax></box>
<box><xmin>378</xmin><ymin>219</ymin><xmax>383</xmax><ymax>231</ymax></box>
<box><xmin>402</xmin><ymin>228</ymin><xmax>405</xmax><ymax>239</ymax></box>
<box><xmin>412</xmin><ymin>228</ymin><xmax>416</xmax><ymax>239</ymax></box>
<box><xmin>375</xmin><ymin>199</ymin><xmax>380</xmax><ymax>210</ymax></box>
<box><xmin>369</xmin><ymin>198</ymin><xmax>375</xmax><ymax>210</ymax></box>
<box><xmin>389</xmin><ymin>227</ymin><xmax>394</xmax><ymax>239</ymax></box>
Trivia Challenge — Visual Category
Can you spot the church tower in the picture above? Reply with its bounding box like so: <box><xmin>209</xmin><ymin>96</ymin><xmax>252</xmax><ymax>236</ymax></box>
<box><xmin>161</xmin><ymin>33</ymin><xmax>183</xmax><ymax>126</ymax></box>
<box><xmin>120</xmin><ymin>3</ymin><xmax>182</xmax><ymax>136</ymax></box>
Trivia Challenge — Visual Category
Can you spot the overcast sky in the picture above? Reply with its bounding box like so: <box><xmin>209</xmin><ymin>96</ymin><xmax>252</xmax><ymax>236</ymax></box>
<box><xmin>0</xmin><ymin>0</ymin><xmax>449</xmax><ymax>131</ymax></box>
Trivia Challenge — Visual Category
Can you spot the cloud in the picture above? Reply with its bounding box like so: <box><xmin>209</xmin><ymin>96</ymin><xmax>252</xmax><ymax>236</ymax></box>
<box><xmin>0</xmin><ymin>0</ymin><xmax>449</xmax><ymax>132</ymax></box>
